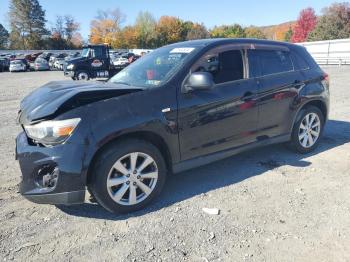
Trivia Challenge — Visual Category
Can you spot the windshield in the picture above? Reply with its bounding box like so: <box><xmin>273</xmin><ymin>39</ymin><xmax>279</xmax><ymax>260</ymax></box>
<box><xmin>109</xmin><ymin>46</ymin><xmax>199</xmax><ymax>88</ymax></box>
<box><xmin>81</xmin><ymin>48</ymin><xmax>90</xmax><ymax>58</ymax></box>
<box><xmin>11</xmin><ymin>60</ymin><xmax>22</xmax><ymax>65</ymax></box>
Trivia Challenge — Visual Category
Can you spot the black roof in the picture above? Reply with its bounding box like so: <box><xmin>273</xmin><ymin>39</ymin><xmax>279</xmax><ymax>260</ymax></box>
<box><xmin>166</xmin><ymin>38</ymin><xmax>298</xmax><ymax>49</ymax></box>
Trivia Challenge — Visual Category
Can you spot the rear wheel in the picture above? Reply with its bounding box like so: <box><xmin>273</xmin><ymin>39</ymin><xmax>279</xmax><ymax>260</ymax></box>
<box><xmin>289</xmin><ymin>106</ymin><xmax>324</xmax><ymax>153</ymax></box>
<box><xmin>89</xmin><ymin>139</ymin><xmax>167</xmax><ymax>213</ymax></box>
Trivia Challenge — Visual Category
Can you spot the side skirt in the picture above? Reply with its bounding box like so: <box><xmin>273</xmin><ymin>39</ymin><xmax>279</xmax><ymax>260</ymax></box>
<box><xmin>172</xmin><ymin>134</ymin><xmax>291</xmax><ymax>174</ymax></box>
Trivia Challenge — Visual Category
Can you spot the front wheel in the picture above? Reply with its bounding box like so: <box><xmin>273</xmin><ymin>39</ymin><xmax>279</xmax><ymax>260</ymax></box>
<box><xmin>76</xmin><ymin>71</ymin><xmax>89</xmax><ymax>81</ymax></box>
<box><xmin>89</xmin><ymin>139</ymin><xmax>167</xmax><ymax>214</ymax></box>
<box><xmin>289</xmin><ymin>106</ymin><xmax>325</xmax><ymax>154</ymax></box>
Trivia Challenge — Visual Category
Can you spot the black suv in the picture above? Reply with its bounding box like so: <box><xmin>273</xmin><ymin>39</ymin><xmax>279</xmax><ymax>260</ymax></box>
<box><xmin>16</xmin><ymin>39</ymin><xmax>329</xmax><ymax>213</ymax></box>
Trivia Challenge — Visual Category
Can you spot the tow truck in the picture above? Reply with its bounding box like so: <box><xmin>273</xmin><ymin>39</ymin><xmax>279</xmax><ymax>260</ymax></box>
<box><xmin>64</xmin><ymin>44</ymin><xmax>124</xmax><ymax>80</ymax></box>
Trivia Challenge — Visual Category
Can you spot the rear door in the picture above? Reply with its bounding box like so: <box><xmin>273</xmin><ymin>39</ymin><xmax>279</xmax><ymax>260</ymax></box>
<box><xmin>177</xmin><ymin>45</ymin><xmax>259</xmax><ymax>160</ymax></box>
<box><xmin>248</xmin><ymin>47</ymin><xmax>303</xmax><ymax>138</ymax></box>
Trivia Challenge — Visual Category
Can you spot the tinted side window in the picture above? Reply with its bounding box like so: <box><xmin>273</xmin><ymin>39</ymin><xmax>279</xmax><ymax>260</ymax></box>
<box><xmin>194</xmin><ymin>50</ymin><xmax>244</xmax><ymax>84</ymax></box>
<box><xmin>248</xmin><ymin>50</ymin><xmax>293</xmax><ymax>77</ymax></box>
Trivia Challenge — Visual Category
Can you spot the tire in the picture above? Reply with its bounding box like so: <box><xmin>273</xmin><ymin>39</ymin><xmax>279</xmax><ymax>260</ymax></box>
<box><xmin>289</xmin><ymin>105</ymin><xmax>325</xmax><ymax>154</ymax></box>
<box><xmin>89</xmin><ymin>139</ymin><xmax>167</xmax><ymax>214</ymax></box>
<box><xmin>76</xmin><ymin>71</ymin><xmax>89</xmax><ymax>80</ymax></box>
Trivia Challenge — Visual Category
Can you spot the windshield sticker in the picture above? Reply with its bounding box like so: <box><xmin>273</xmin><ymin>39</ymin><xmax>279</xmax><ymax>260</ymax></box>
<box><xmin>146</xmin><ymin>80</ymin><xmax>161</xmax><ymax>85</ymax></box>
<box><xmin>170</xmin><ymin>47</ymin><xmax>195</xmax><ymax>54</ymax></box>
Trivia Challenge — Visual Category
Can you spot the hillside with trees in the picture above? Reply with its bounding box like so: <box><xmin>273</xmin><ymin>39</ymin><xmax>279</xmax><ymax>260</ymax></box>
<box><xmin>0</xmin><ymin>0</ymin><xmax>349</xmax><ymax>50</ymax></box>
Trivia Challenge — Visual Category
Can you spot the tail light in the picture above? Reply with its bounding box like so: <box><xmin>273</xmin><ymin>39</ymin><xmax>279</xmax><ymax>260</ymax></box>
<box><xmin>323</xmin><ymin>73</ymin><xmax>329</xmax><ymax>82</ymax></box>
<box><xmin>322</xmin><ymin>72</ymin><xmax>329</xmax><ymax>89</ymax></box>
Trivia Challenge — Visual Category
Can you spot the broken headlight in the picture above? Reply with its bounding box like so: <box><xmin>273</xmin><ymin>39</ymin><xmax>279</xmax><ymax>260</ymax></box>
<box><xmin>24</xmin><ymin>118</ymin><xmax>81</xmax><ymax>146</ymax></box>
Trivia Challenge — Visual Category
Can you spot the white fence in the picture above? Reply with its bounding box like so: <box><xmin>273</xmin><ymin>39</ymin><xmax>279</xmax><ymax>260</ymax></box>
<box><xmin>297</xmin><ymin>38</ymin><xmax>350</xmax><ymax>65</ymax></box>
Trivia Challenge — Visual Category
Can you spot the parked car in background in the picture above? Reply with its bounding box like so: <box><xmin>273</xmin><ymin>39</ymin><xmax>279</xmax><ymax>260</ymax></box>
<box><xmin>54</xmin><ymin>58</ymin><xmax>66</xmax><ymax>70</ymax></box>
<box><xmin>8</xmin><ymin>54</ymin><xmax>17</xmax><ymax>61</ymax></box>
<box><xmin>0</xmin><ymin>58</ymin><xmax>9</xmax><ymax>72</ymax></box>
<box><xmin>65</xmin><ymin>52</ymin><xmax>80</xmax><ymax>61</ymax></box>
<box><xmin>34</xmin><ymin>58</ymin><xmax>50</xmax><ymax>71</ymax></box>
<box><xmin>38</xmin><ymin>52</ymin><xmax>53</xmax><ymax>62</ymax></box>
<box><xmin>0</xmin><ymin>59</ymin><xmax>4</xmax><ymax>72</ymax></box>
<box><xmin>16</xmin><ymin>58</ymin><xmax>30</xmax><ymax>71</ymax></box>
<box><xmin>25</xmin><ymin>52</ymin><xmax>42</xmax><ymax>63</ymax></box>
<box><xmin>9</xmin><ymin>60</ymin><xmax>27</xmax><ymax>72</ymax></box>
<box><xmin>49</xmin><ymin>53</ymin><xmax>68</xmax><ymax>69</ymax></box>
<box><xmin>16</xmin><ymin>39</ymin><xmax>329</xmax><ymax>214</ymax></box>
<box><xmin>112</xmin><ymin>57</ymin><xmax>129</xmax><ymax>69</ymax></box>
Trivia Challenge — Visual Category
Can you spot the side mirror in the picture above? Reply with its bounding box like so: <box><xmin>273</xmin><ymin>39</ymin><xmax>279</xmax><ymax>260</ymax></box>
<box><xmin>183</xmin><ymin>72</ymin><xmax>214</xmax><ymax>93</ymax></box>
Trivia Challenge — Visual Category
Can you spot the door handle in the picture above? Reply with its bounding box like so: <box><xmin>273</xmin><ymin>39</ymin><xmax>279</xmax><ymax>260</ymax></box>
<box><xmin>241</xmin><ymin>91</ymin><xmax>255</xmax><ymax>101</ymax></box>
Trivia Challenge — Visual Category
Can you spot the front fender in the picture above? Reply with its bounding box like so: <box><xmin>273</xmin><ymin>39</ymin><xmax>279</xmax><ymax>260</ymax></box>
<box><xmin>81</xmin><ymin>85</ymin><xmax>179</xmax><ymax>181</ymax></box>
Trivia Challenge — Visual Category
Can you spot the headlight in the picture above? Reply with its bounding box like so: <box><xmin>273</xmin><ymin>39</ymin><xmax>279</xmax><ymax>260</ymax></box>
<box><xmin>67</xmin><ymin>64</ymin><xmax>74</xmax><ymax>70</ymax></box>
<box><xmin>24</xmin><ymin>118</ymin><xmax>81</xmax><ymax>146</ymax></box>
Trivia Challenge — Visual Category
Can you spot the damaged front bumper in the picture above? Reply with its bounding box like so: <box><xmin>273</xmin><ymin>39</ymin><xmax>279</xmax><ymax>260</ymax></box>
<box><xmin>16</xmin><ymin>131</ymin><xmax>86</xmax><ymax>205</ymax></box>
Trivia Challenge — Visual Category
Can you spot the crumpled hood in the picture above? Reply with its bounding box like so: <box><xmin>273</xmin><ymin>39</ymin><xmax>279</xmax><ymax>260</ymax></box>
<box><xmin>19</xmin><ymin>80</ymin><xmax>142</xmax><ymax>124</ymax></box>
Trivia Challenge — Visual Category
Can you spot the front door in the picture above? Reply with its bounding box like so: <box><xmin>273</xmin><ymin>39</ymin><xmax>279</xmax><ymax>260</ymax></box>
<box><xmin>91</xmin><ymin>46</ymin><xmax>109</xmax><ymax>78</ymax></box>
<box><xmin>177</xmin><ymin>46</ymin><xmax>259</xmax><ymax>161</ymax></box>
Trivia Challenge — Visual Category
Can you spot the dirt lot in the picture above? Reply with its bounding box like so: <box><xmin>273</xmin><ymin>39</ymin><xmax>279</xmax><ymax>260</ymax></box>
<box><xmin>0</xmin><ymin>68</ymin><xmax>349</xmax><ymax>262</ymax></box>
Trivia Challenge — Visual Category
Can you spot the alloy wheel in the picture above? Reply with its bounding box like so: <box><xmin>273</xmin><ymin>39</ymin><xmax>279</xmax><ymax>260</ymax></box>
<box><xmin>298</xmin><ymin>112</ymin><xmax>321</xmax><ymax>148</ymax></box>
<box><xmin>107</xmin><ymin>152</ymin><xmax>158</xmax><ymax>206</ymax></box>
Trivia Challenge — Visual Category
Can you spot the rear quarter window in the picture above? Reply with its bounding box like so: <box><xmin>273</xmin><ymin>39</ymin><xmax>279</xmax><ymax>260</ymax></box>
<box><xmin>291</xmin><ymin>51</ymin><xmax>310</xmax><ymax>70</ymax></box>
<box><xmin>248</xmin><ymin>49</ymin><xmax>294</xmax><ymax>77</ymax></box>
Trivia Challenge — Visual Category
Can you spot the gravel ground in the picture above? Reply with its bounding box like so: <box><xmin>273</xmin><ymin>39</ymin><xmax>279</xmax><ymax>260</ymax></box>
<box><xmin>0</xmin><ymin>68</ymin><xmax>349</xmax><ymax>262</ymax></box>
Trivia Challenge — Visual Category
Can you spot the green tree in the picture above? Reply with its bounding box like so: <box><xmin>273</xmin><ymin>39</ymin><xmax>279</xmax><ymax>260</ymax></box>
<box><xmin>210</xmin><ymin>24</ymin><xmax>245</xmax><ymax>38</ymax></box>
<box><xmin>0</xmin><ymin>24</ymin><xmax>9</xmax><ymax>49</ymax></box>
<box><xmin>135</xmin><ymin>11</ymin><xmax>157</xmax><ymax>48</ymax></box>
<box><xmin>8</xmin><ymin>0</ymin><xmax>48</xmax><ymax>49</ymax></box>
<box><xmin>244</xmin><ymin>26</ymin><xmax>266</xmax><ymax>39</ymax></box>
<box><xmin>283</xmin><ymin>27</ymin><xmax>293</xmax><ymax>42</ymax></box>
<box><xmin>308</xmin><ymin>2</ymin><xmax>350</xmax><ymax>41</ymax></box>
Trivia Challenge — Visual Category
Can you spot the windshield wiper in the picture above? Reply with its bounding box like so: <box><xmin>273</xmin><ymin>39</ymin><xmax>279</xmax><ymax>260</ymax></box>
<box><xmin>112</xmin><ymin>81</ymin><xmax>131</xmax><ymax>86</ymax></box>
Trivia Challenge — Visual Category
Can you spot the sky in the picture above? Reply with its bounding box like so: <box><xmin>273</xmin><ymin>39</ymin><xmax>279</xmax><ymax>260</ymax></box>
<box><xmin>0</xmin><ymin>0</ymin><xmax>337</xmax><ymax>39</ymax></box>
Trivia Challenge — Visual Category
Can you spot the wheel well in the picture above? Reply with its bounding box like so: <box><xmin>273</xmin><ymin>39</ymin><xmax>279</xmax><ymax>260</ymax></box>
<box><xmin>302</xmin><ymin>100</ymin><xmax>328</xmax><ymax>120</ymax></box>
<box><xmin>86</xmin><ymin>131</ymin><xmax>172</xmax><ymax>184</ymax></box>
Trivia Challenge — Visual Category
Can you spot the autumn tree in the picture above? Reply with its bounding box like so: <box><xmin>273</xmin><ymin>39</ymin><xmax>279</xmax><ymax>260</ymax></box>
<box><xmin>8</xmin><ymin>0</ymin><xmax>48</xmax><ymax>49</ymax></box>
<box><xmin>90</xmin><ymin>8</ymin><xmax>125</xmax><ymax>45</ymax></box>
<box><xmin>244</xmin><ymin>26</ymin><xmax>266</xmax><ymax>39</ymax></box>
<box><xmin>291</xmin><ymin>7</ymin><xmax>317</xmax><ymax>43</ymax></box>
<box><xmin>210</xmin><ymin>24</ymin><xmax>245</xmax><ymax>38</ymax></box>
<box><xmin>115</xmin><ymin>26</ymin><xmax>138</xmax><ymax>49</ymax></box>
<box><xmin>0</xmin><ymin>24</ymin><xmax>9</xmax><ymax>49</ymax></box>
<box><xmin>155</xmin><ymin>16</ymin><xmax>186</xmax><ymax>46</ymax></box>
<box><xmin>308</xmin><ymin>2</ymin><xmax>350</xmax><ymax>41</ymax></box>
<box><xmin>70</xmin><ymin>32</ymin><xmax>83</xmax><ymax>48</ymax></box>
<box><xmin>186</xmin><ymin>23</ymin><xmax>209</xmax><ymax>40</ymax></box>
